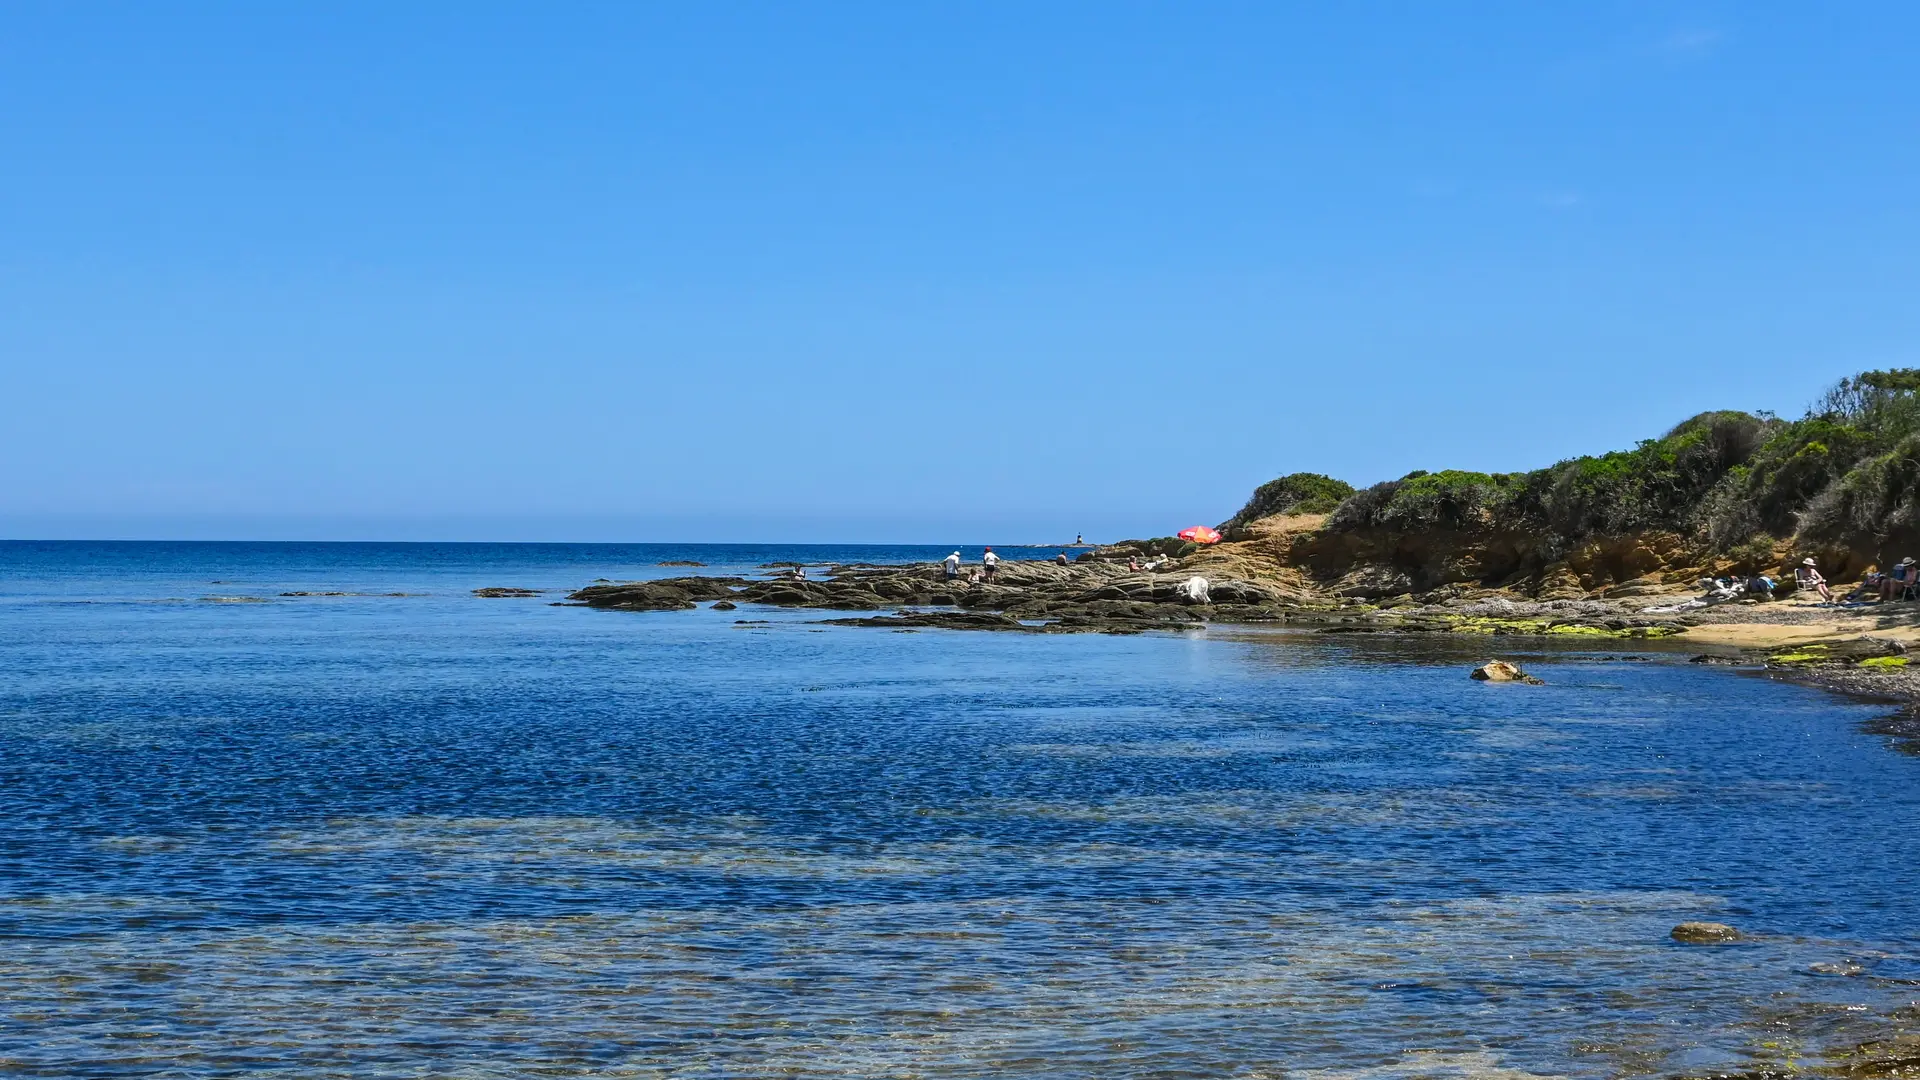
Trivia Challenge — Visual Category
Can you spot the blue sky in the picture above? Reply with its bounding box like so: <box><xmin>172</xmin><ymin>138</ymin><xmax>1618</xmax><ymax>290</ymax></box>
<box><xmin>3</xmin><ymin>2</ymin><xmax>1916</xmax><ymax>542</ymax></box>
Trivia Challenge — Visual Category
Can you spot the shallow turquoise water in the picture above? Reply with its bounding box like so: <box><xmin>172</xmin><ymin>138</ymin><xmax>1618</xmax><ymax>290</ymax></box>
<box><xmin>2</xmin><ymin>541</ymin><xmax>1917</xmax><ymax>1077</ymax></box>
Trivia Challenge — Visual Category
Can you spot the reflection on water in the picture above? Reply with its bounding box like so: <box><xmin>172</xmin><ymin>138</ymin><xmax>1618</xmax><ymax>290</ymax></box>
<box><xmin>3</xmin><ymin>543</ymin><xmax>1920</xmax><ymax>1077</ymax></box>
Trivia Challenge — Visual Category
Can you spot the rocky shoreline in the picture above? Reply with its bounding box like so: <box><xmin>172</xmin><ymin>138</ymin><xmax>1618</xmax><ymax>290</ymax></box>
<box><xmin>558</xmin><ymin>551</ymin><xmax>1920</xmax><ymax>726</ymax></box>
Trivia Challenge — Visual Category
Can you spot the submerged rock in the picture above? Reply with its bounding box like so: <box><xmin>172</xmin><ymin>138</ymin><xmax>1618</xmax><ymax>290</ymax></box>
<box><xmin>819</xmin><ymin>612</ymin><xmax>1032</xmax><ymax>632</ymax></box>
<box><xmin>711</xmin><ymin>600</ymin><xmax>737</xmax><ymax>611</ymax></box>
<box><xmin>473</xmin><ymin>587</ymin><xmax>542</xmax><ymax>598</ymax></box>
<box><xmin>1807</xmin><ymin>959</ymin><xmax>1868</xmax><ymax>977</ymax></box>
<box><xmin>1470</xmin><ymin>660</ymin><xmax>1543</xmax><ymax>684</ymax></box>
<box><xmin>1670</xmin><ymin>921</ymin><xmax>1743</xmax><ymax>944</ymax></box>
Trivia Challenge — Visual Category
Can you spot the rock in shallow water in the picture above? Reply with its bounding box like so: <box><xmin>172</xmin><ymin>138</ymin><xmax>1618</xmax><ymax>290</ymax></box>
<box><xmin>1470</xmin><ymin>660</ymin><xmax>1543</xmax><ymax>684</ymax></box>
<box><xmin>1670</xmin><ymin>921</ymin><xmax>1742</xmax><ymax>943</ymax></box>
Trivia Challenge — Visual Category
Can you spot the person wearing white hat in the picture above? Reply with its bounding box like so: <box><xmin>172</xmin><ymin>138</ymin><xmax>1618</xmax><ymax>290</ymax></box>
<box><xmin>1795</xmin><ymin>557</ymin><xmax>1833</xmax><ymax>603</ymax></box>
<box><xmin>1883</xmin><ymin>556</ymin><xmax>1917</xmax><ymax>602</ymax></box>
<box><xmin>943</xmin><ymin>551</ymin><xmax>961</xmax><ymax>580</ymax></box>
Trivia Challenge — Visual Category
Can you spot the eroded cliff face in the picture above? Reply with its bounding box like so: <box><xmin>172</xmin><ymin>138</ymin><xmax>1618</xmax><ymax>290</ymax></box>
<box><xmin>1173</xmin><ymin>517</ymin><xmax>1786</xmax><ymax>602</ymax></box>
<box><xmin>1093</xmin><ymin>503</ymin><xmax>1896</xmax><ymax>602</ymax></box>
<box><xmin>1288</xmin><ymin>525</ymin><xmax>1551</xmax><ymax>598</ymax></box>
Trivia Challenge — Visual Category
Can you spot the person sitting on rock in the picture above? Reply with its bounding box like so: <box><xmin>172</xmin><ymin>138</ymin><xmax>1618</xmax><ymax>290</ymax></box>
<box><xmin>1127</xmin><ymin>556</ymin><xmax>1142</xmax><ymax>572</ymax></box>
<box><xmin>982</xmin><ymin>547</ymin><xmax>1000</xmax><ymax>582</ymax></box>
<box><xmin>944</xmin><ymin>551</ymin><xmax>961</xmax><ymax>580</ymax></box>
<box><xmin>1795</xmin><ymin>558</ymin><xmax>1832</xmax><ymax>602</ymax></box>
<box><xmin>1055</xmin><ymin>552</ymin><xmax>1070</xmax><ymax>566</ymax></box>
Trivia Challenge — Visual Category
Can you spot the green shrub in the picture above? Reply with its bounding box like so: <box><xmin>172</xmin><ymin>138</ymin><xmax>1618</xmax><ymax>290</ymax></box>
<box><xmin>1818</xmin><ymin>369</ymin><xmax>1920</xmax><ymax>440</ymax></box>
<box><xmin>1532</xmin><ymin>413</ymin><xmax>1771</xmax><ymax>537</ymax></box>
<box><xmin>1329</xmin><ymin>470</ymin><xmax>1526</xmax><ymax>533</ymax></box>
<box><xmin>1735</xmin><ymin>419</ymin><xmax>1877</xmax><ymax>533</ymax></box>
<box><xmin>1796</xmin><ymin>434</ymin><xmax>1920</xmax><ymax>549</ymax></box>
<box><xmin>1222</xmin><ymin>473</ymin><xmax>1357</xmax><ymax>530</ymax></box>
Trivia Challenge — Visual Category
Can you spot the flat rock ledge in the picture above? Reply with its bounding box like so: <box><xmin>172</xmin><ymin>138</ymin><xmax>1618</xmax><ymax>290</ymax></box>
<box><xmin>566</xmin><ymin>563</ymin><xmax>1299</xmax><ymax>634</ymax></box>
<box><xmin>562</xmin><ymin>562</ymin><xmax>1699</xmax><ymax>637</ymax></box>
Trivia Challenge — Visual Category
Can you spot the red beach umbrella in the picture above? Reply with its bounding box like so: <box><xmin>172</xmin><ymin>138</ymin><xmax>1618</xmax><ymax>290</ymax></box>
<box><xmin>1177</xmin><ymin>526</ymin><xmax>1222</xmax><ymax>544</ymax></box>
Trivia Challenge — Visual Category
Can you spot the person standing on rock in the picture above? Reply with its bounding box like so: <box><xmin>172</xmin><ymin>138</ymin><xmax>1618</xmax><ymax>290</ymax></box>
<box><xmin>944</xmin><ymin>551</ymin><xmax>961</xmax><ymax>580</ymax></box>
<box><xmin>982</xmin><ymin>547</ymin><xmax>1000</xmax><ymax>583</ymax></box>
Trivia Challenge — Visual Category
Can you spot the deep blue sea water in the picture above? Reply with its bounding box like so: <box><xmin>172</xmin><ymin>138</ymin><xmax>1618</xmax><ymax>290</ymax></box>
<box><xmin>4</xmin><ymin>541</ymin><xmax>1919</xmax><ymax>1078</ymax></box>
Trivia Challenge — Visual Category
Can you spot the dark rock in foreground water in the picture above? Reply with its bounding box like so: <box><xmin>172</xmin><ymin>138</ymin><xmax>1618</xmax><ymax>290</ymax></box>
<box><xmin>1470</xmin><ymin>660</ymin><xmax>1543</xmax><ymax>684</ymax></box>
<box><xmin>474</xmin><ymin>587</ymin><xmax>542</xmax><ymax>598</ymax></box>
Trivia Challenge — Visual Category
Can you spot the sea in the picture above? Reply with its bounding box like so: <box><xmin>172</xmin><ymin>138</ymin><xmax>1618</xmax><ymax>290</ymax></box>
<box><xmin>4</xmin><ymin>540</ymin><xmax>1919</xmax><ymax>1078</ymax></box>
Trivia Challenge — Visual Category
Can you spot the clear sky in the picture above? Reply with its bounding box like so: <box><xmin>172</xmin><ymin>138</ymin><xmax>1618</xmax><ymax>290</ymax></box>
<box><xmin>3</xmin><ymin>2</ymin><xmax>1916</xmax><ymax>542</ymax></box>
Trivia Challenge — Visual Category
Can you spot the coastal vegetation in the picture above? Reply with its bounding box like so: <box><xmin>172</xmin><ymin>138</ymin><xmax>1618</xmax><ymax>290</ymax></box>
<box><xmin>1238</xmin><ymin>370</ymin><xmax>1920</xmax><ymax>591</ymax></box>
<box><xmin>1222</xmin><ymin>473</ymin><xmax>1356</xmax><ymax>533</ymax></box>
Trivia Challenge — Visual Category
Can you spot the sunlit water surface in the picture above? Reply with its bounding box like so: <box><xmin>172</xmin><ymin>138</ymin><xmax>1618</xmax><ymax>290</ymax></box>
<box><xmin>3</xmin><ymin>541</ymin><xmax>1919</xmax><ymax>1078</ymax></box>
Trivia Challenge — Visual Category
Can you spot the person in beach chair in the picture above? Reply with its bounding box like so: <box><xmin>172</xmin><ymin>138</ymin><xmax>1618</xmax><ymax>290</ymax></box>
<box><xmin>1885</xmin><ymin>557</ymin><xmax>1920</xmax><ymax>602</ymax></box>
<box><xmin>1795</xmin><ymin>558</ymin><xmax>1832</xmax><ymax>603</ymax></box>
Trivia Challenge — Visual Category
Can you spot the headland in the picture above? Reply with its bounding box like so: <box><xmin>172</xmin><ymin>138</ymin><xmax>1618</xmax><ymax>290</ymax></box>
<box><xmin>565</xmin><ymin>368</ymin><xmax>1920</xmax><ymax>717</ymax></box>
